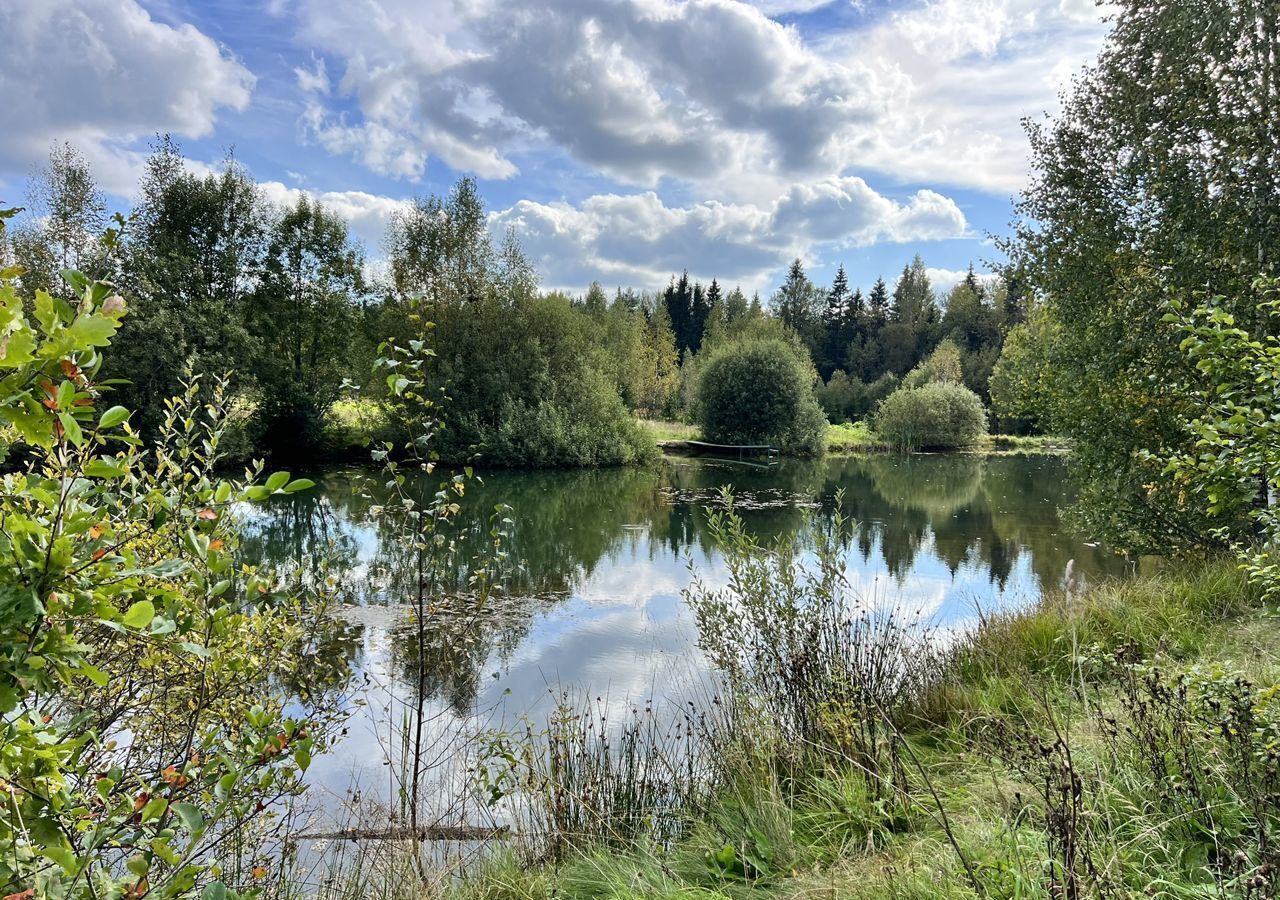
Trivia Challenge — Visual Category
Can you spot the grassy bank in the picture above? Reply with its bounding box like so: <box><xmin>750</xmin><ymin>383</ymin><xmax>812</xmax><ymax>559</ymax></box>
<box><xmin>439</xmin><ymin>551</ymin><xmax>1271</xmax><ymax>900</ymax></box>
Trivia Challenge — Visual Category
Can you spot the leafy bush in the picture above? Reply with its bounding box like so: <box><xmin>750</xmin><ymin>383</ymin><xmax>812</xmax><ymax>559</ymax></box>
<box><xmin>873</xmin><ymin>382</ymin><xmax>988</xmax><ymax>452</ymax></box>
<box><xmin>696</xmin><ymin>337</ymin><xmax>826</xmax><ymax>456</ymax></box>
<box><xmin>0</xmin><ymin>255</ymin><xmax>340</xmax><ymax>897</ymax></box>
<box><xmin>488</xmin><ymin>368</ymin><xmax>655</xmax><ymax>468</ymax></box>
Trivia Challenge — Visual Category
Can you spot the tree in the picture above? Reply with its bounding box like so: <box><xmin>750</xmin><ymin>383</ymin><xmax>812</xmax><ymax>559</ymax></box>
<box><xmin>903</xmin><ymin>339</ymin><xmax>964</xmax><ymax>388</ymax></box>
<box><xmin>989</xmin><ymin>303</ymin><xmax>1059</xmax><ymax>434</ymax></box>
<box><xmin>384</xmin><ymin>177</ymin><xmax>493</xmax><ymax>306</ymax></box>
<box><xmin>8</xmin><ymin>142</ymin><xmax>108</xmax><ymax>300</ymax></box>
<box><xmin>114</xmin><ymin>142</ymin><xmax>269</xmax><ymax>435</ymax></box>
<box><xmin>584</xmin><ymin>280</ymin><xmax>608</xmax><ymax>315</ymax></box>
<box><xmin>723</xmin><ymin>285</ymin><xmax>749</xmax><ymax>324</ymax></box>
<box><xmin>251</xmin><ymin>194</ymin><xmax>366</xmax><ymax>454</ymax></box>
<box><xmin>890</xmin><ymin>254</ymin><xmax>939</xmax><ymax>368</ymax></box>
<box><xmin>664</xmin><ymin>271</ymin><xmax>695</xmax><ymax>354</ymax></box>
<box><xmin>0</xmin><ymin>256</ymin><xmax>333</xmax><ymax>898</ymax></box>
<box><xmin>772</xmin><ymin>258</ymin><xmax>824</xmax><ymax>364</ymax></box>
<box><xmin>1165</xmin><ymin>278</ymin><xmax>1280</xmax><ymax>599</ymax></box>
<box><xmin>637</xmin><ymin>299</ymin><xmax>680</xmax><ymax>417</ymax></box>
<box><xmin>866</xmin><ymin>277</ymin><xmax>890</xmax><ymax>330</ymax></box>
<box><xmin>819</xmin><ymin>264</ymin><xmax>852</xmax><ymax>379</ymax></box>
<box><xmin>1007</xmin><ymin>0</ymin><xmax>1280</xmax><ymax>550</ymax></box>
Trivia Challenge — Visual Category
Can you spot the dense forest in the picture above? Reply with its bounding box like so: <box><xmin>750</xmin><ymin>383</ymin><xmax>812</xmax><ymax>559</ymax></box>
<box><xmin>1</xmin><ymin>138</ymin><xmax>1025</xmax><ymax>465</ymax></box>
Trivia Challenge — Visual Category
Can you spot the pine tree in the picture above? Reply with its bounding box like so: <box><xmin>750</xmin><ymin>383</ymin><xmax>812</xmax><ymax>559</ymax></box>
<box><xmin>723</xmin><ymin>285</ymin><xmax>749</xmax><ymax>323</ymax></box>
<box><xmin>820</xmin><ymin>264</ymin><xmax>851</xmax><ymax>378</ymax></box>
<box><xmin>867</xmin><ymin>277</ymin><xmax>890</xmax><ymax>329</ymax></box>
<box><xmin>690</xmin><ymin>280</ymin><xmax>710</xmax><ymax>352</ymax></box>
<box><xmin>664</xmin><ymin>271</ymin><xmax>695</xmax><ymax>354</ymax></box>
<box><xmin>584</xmin><ymin>280</ymin><xmax>608</xmax><ymax>315</ymax></box>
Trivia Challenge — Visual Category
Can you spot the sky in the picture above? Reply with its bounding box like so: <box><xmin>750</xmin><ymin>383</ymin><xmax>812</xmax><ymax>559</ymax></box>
<box><xmin>0</xmin><ymin>0</ymin><xmax>1113</xmax><ymax>297</ymax></box>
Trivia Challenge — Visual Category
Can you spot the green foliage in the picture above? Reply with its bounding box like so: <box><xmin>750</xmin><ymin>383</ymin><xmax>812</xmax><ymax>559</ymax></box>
<box><xmin>988</xmin><ymin>302</ymin><xmax>1060</xmax><ymax>434</ymax></box>
<box><xmin>902</xmin><ymin>339</ymin><xmax>963</xmax><ymax>389</ymax></box>
<box><xmin>249</xmin><ymin>193</ymin><xmax>366</xmax><ymax>455</ymax></box>
<box><xmin>1007</xmin><ymin>0</ymin><xmax>1280</xmax><ymax>551</ymax></box>
<box><xmin>384</xmin><ymin>224</ymin><xmax>655</xmax><ymax>466</ymax></box>
<box><xmin>1161</xmin><ymin>278</ymin><xmax>1280</xmax><ymax>601</ymax></box>
<box><xmin>696</xmin><ymin>337</ymin><xmax>826</xmax><ymax>456</ymax></box>
<box><xmin>0</xmin><ymin>262</ymin><xmax>337</xmax><ymax>898</ymax></box>
<box><xmin>816</xmin><ymin>370</ymin><xmax>899</xmax><ymax>424</ymax></box>
<box><xmin>873</xmin><ymin>382</ymin><xmax>988</xmax><ymax>452</ymax></box>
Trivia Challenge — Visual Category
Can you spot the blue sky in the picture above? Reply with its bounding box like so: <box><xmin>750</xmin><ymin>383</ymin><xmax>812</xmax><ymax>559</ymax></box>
<box><xmin>0</xmin><ymin>0</ymin><xmax>1111</xmax><ymax>296</ymax></box>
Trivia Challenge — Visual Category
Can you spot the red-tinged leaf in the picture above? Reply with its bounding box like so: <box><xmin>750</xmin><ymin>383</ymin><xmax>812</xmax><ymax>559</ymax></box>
<box><xmin>208</xmin><ymin>539</ymin><xmax>225</xmax><ymax>551</ymax></box>
<box><xmin>197</xmin><ymin>508</ymin><xmax>217</xmax><ymax>521</ymax></box>
<box><xmin>91</xmin><ymin>548</ymin><xmax>108</xmax><ymax>562</ymax></box>
<box><xmin>4</xmin><ymin>888</ymin><xmax>35</xmax><ymax>900</ymax></box>
<box><xmin>60</xmin><ymin>359</ymin><xmax>80</xmax><ymax>380</ymax></box>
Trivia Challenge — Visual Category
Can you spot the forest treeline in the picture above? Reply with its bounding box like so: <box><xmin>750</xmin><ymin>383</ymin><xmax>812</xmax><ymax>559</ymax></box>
<box><xmin>0</xmin><ymin>137</ymin><xmax>1026</xmax><ymax>465</ymax></box>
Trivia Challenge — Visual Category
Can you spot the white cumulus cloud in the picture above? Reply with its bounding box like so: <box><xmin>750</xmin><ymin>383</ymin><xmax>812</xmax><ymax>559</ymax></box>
<box><xmin>0</xmin><ymin>0</ymin><xmax>255</xmax><ymax>195</ymax></box>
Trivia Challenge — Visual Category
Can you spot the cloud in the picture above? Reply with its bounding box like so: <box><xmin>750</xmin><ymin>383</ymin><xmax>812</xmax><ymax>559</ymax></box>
<box><xmin>822</xmin><ymin>0</ymin><xmax>1113</xmax><ymax>193</ymax></box>
<box><xmin>257</xmin><ymin>181</ymin><xmax>410</xmax><ymax>251</ymax></box>
<box><xmin>926</xmin><ymin>266</ymin><xmax>1000</xmax><ymax>298</ymax></box>
<box><xmin>289</xmin><ymin>0</ymin><xmax>895</xmax><ymax>196</ymax></box>
<box><xmin>286</xmin><ymin>0</ymin><xmax>1107</xmax><ymax>196</ymax></box>
<box><xmin>490</xmin><ymin>176</ymin><xmax>967</xmax><ymax>291</ymax></box>
<box><xmin>0</xmin><ymin>0</ymin><xmax>254</xmax><ymax>196</ymax></box>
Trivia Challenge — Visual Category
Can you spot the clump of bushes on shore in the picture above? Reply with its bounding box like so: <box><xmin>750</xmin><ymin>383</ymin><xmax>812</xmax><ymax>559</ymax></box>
<box><xmin>696</xmin><ymin>337</ymin><xmax>827</xmax><ymax>456</ymax></box>
<box><xmin>874</xmin><ymin>381</ymin><xmax>988</xmax><ymax>451</ymax></box>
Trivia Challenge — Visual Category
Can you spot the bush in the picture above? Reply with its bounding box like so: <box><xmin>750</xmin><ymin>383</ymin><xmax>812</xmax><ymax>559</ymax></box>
<box><xmin>873</xmin><ymin>382</ymin><xmax>988</xmax><ymax>452</ymax></box>
<box><xmin>696</xmin><ymin>337</ymin><xmax>826</xmax><ymax>456</ymax></box>
<box><xmin>489</xmin><ymin>368</ymin><xmax>655</xmax><ymax>468</ymax></box>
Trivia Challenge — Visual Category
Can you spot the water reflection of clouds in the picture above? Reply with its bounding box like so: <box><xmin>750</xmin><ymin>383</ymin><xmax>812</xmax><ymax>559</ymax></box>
<box><xmin>249</xmin><ymin>456</ymin><xmax>1136</xmax><ymax>813</ymax></box>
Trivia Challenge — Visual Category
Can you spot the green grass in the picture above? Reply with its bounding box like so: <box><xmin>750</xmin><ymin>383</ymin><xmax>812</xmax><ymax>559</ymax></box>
<box><xmin>445</xmin><ymin>558</ymin><xmax>1276</xmax><ymax>900</ymax></box>
<box><xmin>825</xmin><ymin>420</ymin><xmax>889</xmax><ymax>452</ymax></box>
<box><xmin>637</xmin><ymin>418</ymin><xmax>700</xmax><ymax>443</ymax></box>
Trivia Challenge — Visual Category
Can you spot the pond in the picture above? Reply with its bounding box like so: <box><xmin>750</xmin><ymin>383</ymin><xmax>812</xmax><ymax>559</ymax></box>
<box><xmin>241</xmin><ymin>453</ymin><xmax>1135</xmax><ymax>836</ymax></box>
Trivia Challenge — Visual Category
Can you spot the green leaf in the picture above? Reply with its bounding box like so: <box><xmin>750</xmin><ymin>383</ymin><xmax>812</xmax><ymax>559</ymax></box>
<box><xmin>122</xmin><ymin>600</ymin><xmax>156</xmax><ymax>629</ymax></box>
<box><xmin>85</xmin><ymin>457</ymin><xmax>127</xmax><ymax>478</ymax></box>
<box><xmin>58</xmin><ymin>412</ymin><xmax>83</xmax><ymax>447</ymax></box>
<box><xmin>0</xmin><ymin>329</ymin><xmax>35</xmax><ymax>367</ymax></box>
<box><xmin>265</xmin><ymin>471</ymin><xmax>290</xmax><ymax>492</ymax></box>
<box><xmin>202</xmin><ymin>882</ymin><xmax>229</xmax><ymax>900</ymax></box>
<box><xmin>65</xmin><ymin>314</ymin><xmax>119</xmax><ymax>348</ymax></box>
<box><xmin>140</xmin><ymin>795</ymin><xmax>168</xmax><ymax>822</ymax></box>
<box><xmin>172</xmin><ymin>801</ymin><xmax>204</xmax><ymax>835</ymax></box>
<box><xmin>284</xmin><ymin>478</ymin><xmax>315</xmax><ymax>493</ymax></box>
<box><xmin>98</xmin><ymin>405</ymin><xmax>130</xmax><ymax>429</ymax></box>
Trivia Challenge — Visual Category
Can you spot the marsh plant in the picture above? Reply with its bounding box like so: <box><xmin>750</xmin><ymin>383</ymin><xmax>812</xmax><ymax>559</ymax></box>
<box><xmin>687</xmin><ymin>490</ymin><xmax>944</xmax><ymax>789</ymax></box>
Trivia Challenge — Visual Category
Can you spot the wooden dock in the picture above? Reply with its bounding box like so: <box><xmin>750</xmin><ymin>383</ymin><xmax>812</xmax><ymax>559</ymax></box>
<box><xmin>658</xmin><ymin>440</ymin><xmax>779</xmax><ymax>461</ymax></box>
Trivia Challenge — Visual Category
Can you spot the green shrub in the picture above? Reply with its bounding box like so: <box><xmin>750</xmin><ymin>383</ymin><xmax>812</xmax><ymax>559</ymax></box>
<box><xmin>489</xmin><ymin>369</ymin><xmax>655</xmax><ymax>468</ymax></box>
<box><xmin>873</xmin><ymin>382</ymin><xmax>988</xmax><ymax>451</ymax></box>
<box><xmin>696</xmin><ymin>338</ymin><xmax>826</xmax><ymax>456</ymax></box>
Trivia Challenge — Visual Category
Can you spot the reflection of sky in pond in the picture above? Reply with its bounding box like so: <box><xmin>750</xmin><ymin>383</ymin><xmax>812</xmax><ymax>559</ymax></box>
<box><xmin>240</xmin><ymin>454</ymin><xmax>1138</xmax><ymax>827</ymax></box>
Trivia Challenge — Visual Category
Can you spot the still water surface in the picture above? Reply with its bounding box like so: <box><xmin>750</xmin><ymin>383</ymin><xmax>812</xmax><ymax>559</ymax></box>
<box><xmin>242</xmin><ymin>453</ymin><xmax>1132</xmax><ymax>826</ymax></box>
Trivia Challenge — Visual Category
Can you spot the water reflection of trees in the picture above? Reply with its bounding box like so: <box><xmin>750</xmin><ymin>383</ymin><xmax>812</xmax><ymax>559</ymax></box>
<box><xmin>239</xmin><ymin>455</ymin><xmax>1131</xmax><ymax>715</ymax></box>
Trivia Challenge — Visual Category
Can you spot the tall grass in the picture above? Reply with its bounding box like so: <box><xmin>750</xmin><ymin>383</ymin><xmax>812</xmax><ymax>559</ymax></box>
<box><xmin>282</xmin><ymin>489</ymin><xmax>1269</xmax><ymax>900</ymax></box>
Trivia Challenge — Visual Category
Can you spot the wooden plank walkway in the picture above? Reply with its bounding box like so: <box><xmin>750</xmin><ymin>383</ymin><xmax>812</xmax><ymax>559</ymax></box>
<box><xmin>658</xmin><ymin>440</ymin><xmax>779</xmax><ymax>460</ymax></box>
